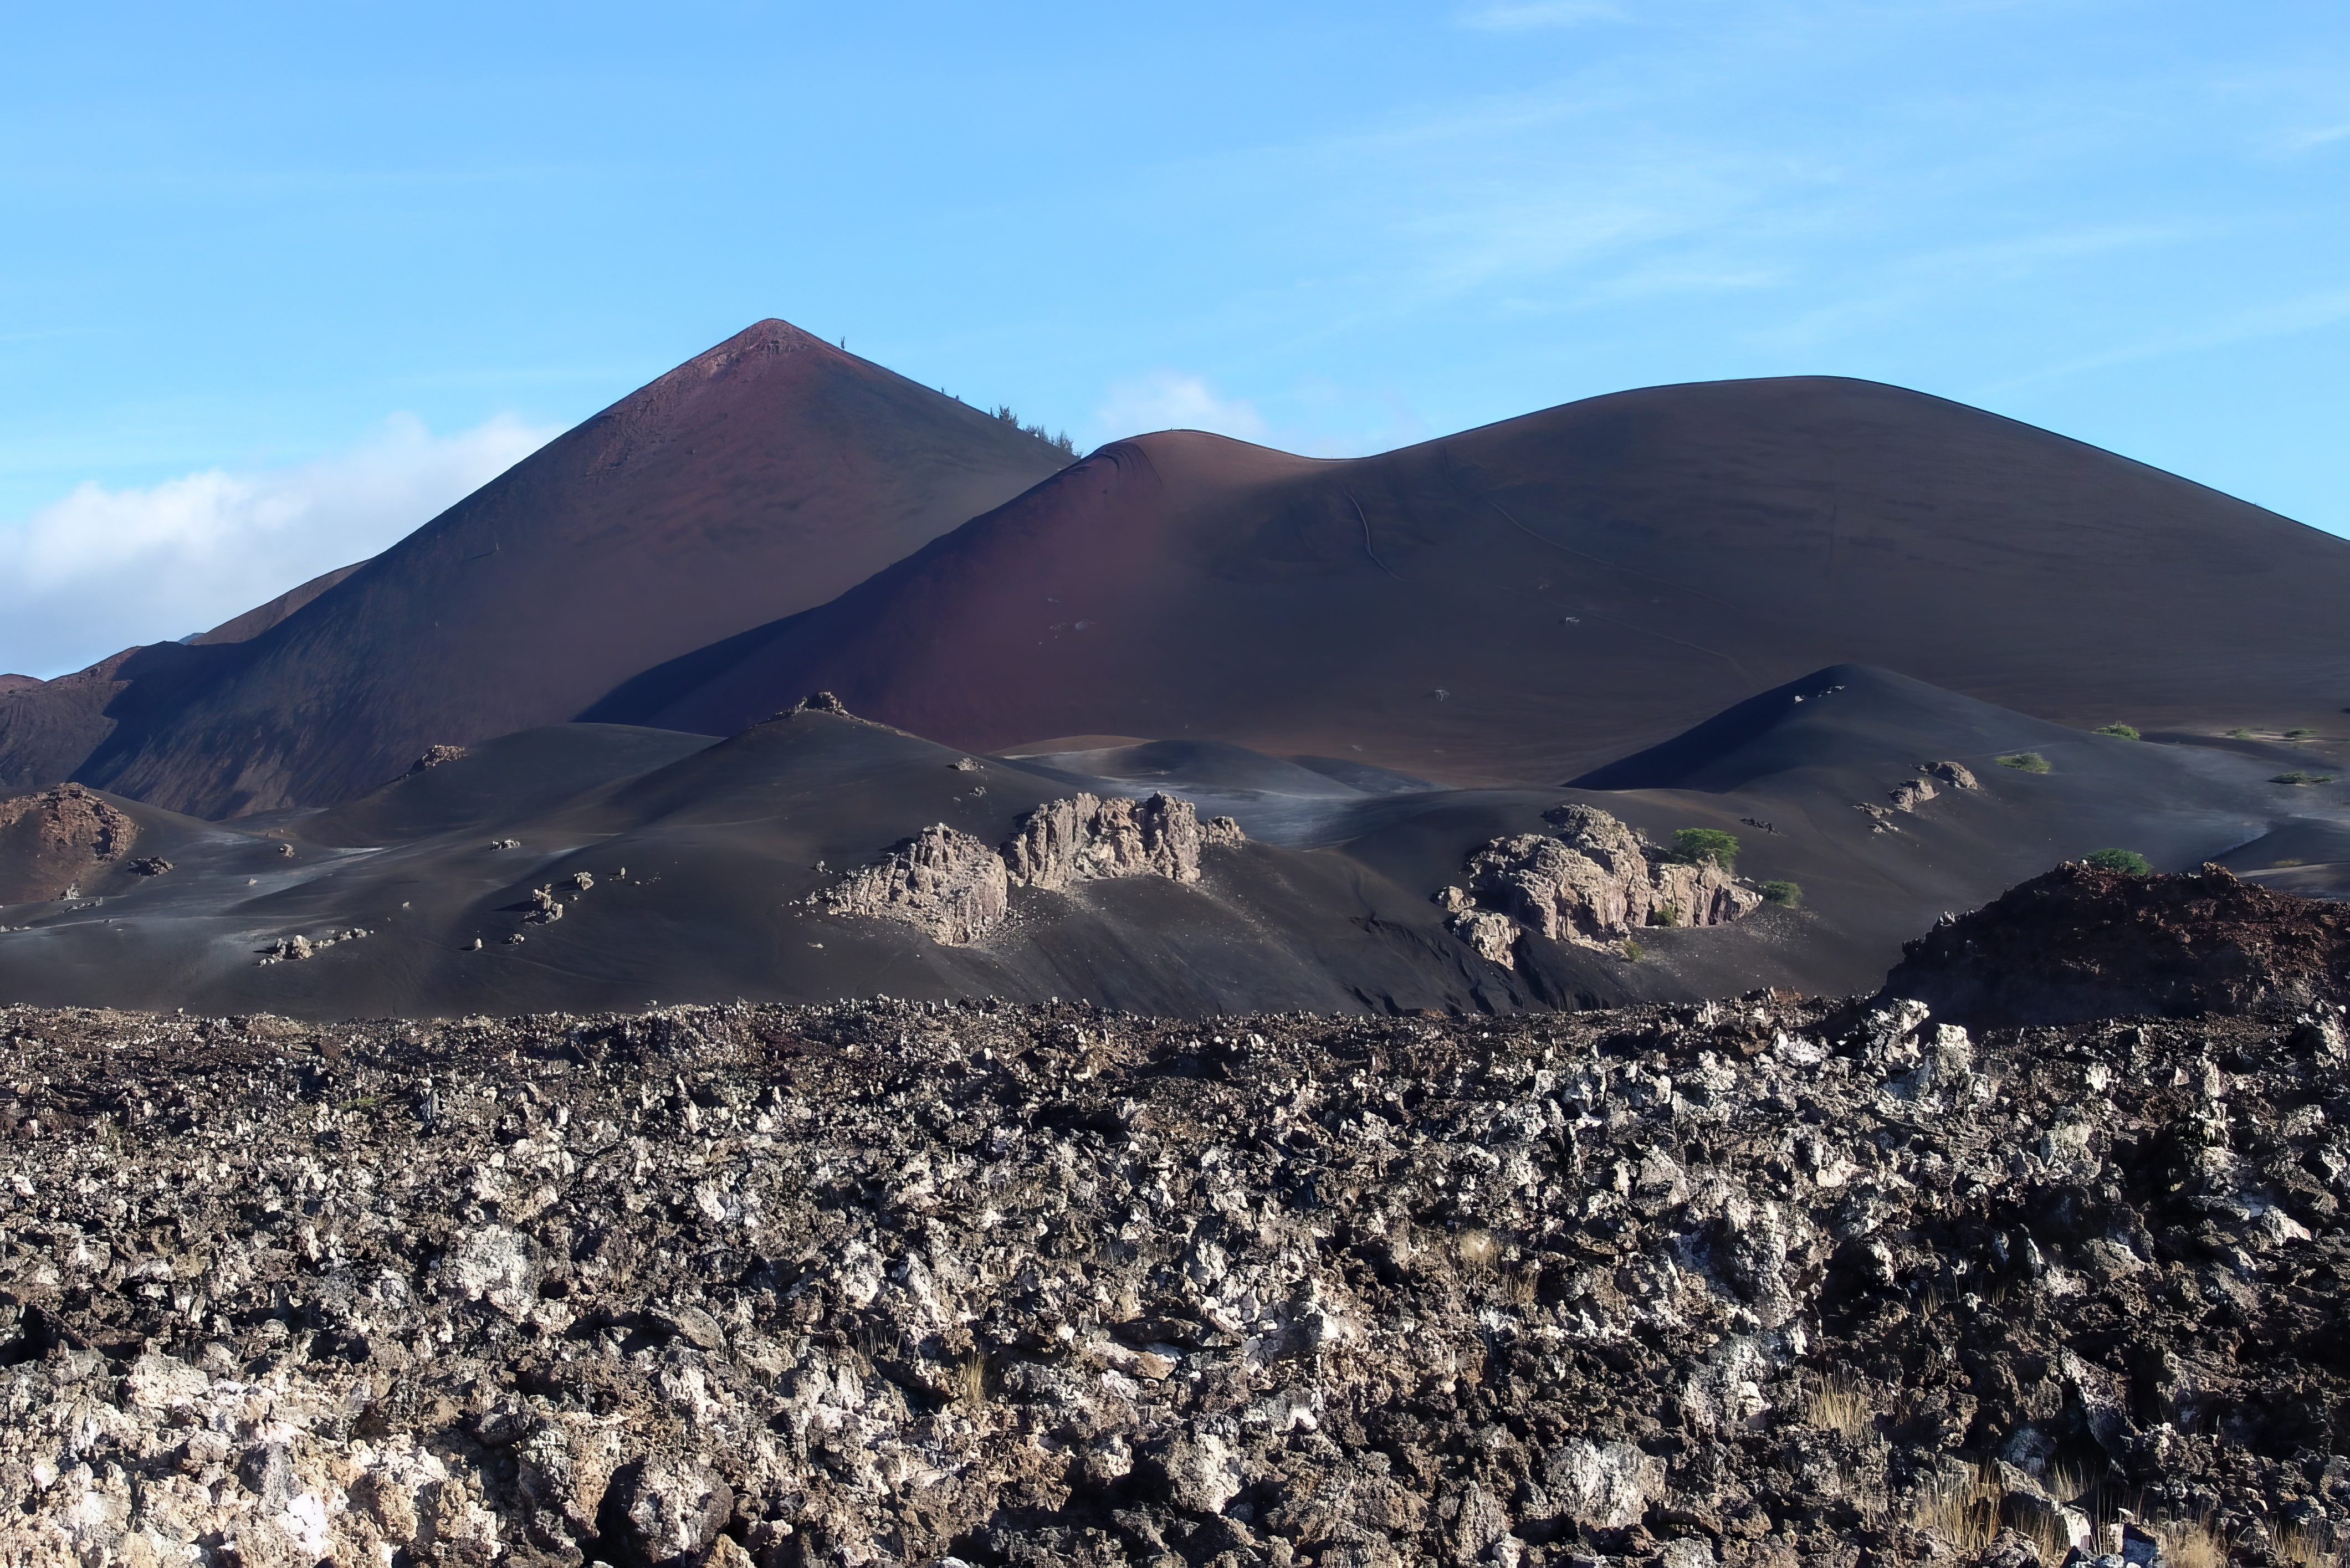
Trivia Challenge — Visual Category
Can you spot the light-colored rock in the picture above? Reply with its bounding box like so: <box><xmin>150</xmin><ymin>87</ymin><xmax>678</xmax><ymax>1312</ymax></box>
<box><xmin>823</xmin><ymin>823</ymin><xmax>1010</xmax><ymax>945</ymax></box>
<box><xmin>1004</xmin><ymin>792</ymin><xmax>1242</xmax><ymax>889</ymax></box>
<box><xmin>437</xmin><ymin>1224</ymin><xmax>538</xmax><ymax>1317</ymax></box>
<box><xmin>1458</xmin><ymin>804</ymin><xmax>1759</xmax><ymax>949</ymax></box>
<box><xmin>1542</xmin><ymin>1438</ymin><xmax>1663</xmax><ymax>1531</ymax></box>
<box><xmin>1450</xmin><ymin>910</ymin><xmax>1521</xmax><ymax>969</ymax></box>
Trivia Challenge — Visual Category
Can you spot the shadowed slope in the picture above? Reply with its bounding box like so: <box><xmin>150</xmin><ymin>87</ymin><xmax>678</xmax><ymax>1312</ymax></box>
<box><xmin>188</xmin><ymin>561</ymin><xmax>369</xmax><ymax>645</ymax></box>
<box><xmin>591</xmin><ymin>377</ymin><xmax>2350</xmax><ymax>786</ymax></box>
<box><xmin>12</xmin><ymin>320</ymin><xmax>1071</xmax><ymax>817</ymax></box>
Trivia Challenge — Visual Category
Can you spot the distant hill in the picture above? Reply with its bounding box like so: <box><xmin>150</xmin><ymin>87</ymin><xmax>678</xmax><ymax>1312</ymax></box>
<box><xmin>0</xmin><ymin>320</ymin><xmax>1072</xmax><ymax>814</ymax></box>
<box><xmin>587</xmin><ymin>377</ymin><xmax>2350</xmax><ymax>786</ymax></box>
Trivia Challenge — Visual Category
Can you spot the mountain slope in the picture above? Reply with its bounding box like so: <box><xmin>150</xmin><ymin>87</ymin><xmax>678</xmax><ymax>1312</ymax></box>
<box><xmin>589</xmin><ymin>376</ymin><xmax>2350</xmax><ymax>785</ymax></box>
<box><xmin>8</xmin><ymin>319</ymin><xmax>1071</xmax><ymax>816</ymax></box>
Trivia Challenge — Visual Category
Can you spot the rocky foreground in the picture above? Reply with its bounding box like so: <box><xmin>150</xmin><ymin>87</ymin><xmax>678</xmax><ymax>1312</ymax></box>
<box><xmin>6</xmin><ymin>988</ymin><xmax>2350</xmax><ymax>1568</ymax></box>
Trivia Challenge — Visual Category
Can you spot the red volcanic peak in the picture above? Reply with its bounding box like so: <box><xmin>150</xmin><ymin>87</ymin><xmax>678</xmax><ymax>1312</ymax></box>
<box><xmin>10</xmin><ymin>319</ymin><xmax>1073</xmax><ymax>816</ymax></box>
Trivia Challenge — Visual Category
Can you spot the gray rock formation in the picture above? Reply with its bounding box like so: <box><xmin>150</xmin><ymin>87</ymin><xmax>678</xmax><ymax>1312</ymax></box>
<box><xmin>1003</xmin><ymin>792</ymin><xmax>1245</xmax><ymax>890</ymax></box>
<box><xmin>1456</xmin><ymin>804</ymin><xmax>1761</xmax><ymax>962</ymax></box>
<box><xmin>821</xmin><ymin>823</ymin><xmax>1009</xmax><ymax>945</ymax></box>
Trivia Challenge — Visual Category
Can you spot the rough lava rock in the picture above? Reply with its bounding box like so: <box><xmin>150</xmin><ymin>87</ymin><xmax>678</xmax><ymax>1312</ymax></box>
<box><xmin>6</xmin><ymin>976</ymin><xmax>2350</xmax><ymax>1565</ymax></box>
<box><xmin>1882</xmin><ymin>860</ymin><xmax>2350</xmax><ymax>1027</ymax></box>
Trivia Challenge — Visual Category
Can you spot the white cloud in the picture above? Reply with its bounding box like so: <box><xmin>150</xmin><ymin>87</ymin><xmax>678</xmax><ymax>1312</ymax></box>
<box><xmin>2280</xmin><ymin>123</ymin><xmax>2350</xmax><ymax>154</ymax></box>
<box><xmin>0</xmin><ymin>412</ymin><xmax>557</xmax><ymax>678</ymax></box>
<box><xmin>1091</xmin><ymin>372</ymin><xmax>1272</xmax><ymax>445</ymax></box>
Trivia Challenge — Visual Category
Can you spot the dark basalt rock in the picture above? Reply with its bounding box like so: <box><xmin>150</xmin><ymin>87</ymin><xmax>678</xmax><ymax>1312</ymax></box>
<box><xmin>3</xmin><ymin>986</ymin><xmax>2349</xmax><ymax>1564</ymax></box>
<box><xmin>1881</xmin><ymin>861</ymin><xmax>2350</xmax><ymax>1027</ymax></box>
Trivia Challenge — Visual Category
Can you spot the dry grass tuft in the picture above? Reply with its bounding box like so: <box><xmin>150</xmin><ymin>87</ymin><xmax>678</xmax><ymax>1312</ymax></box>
<box><xmin>1502</xmin><ymin>1264</ymin><xmax>1540</xmax><ymax>1308</ymax></box>
<box><xmin>1902</xmin><ymin>1460</ymin><xmax>2085</xmax><ymax>1563</ymax></box>
<box><xmin>2157</xmin><ymin>1518</ymin><xmax>2226</xmax><ymax>1568</ymax></box>
<box><xmin>1907</xmin><ymin>1464</ymin><xmax>2005</xmax><ymax>1555</ymax></box>
<box><xmin>2277</xmin><ymin>1523</ymin><xmax>2338</xmax><ymax>1568</ymax></box>
<box><xmin>1807</xmin><ymin>1368</ymin><xmax>1876</xmax><ymax>1438</ymax></box>
<box><xmin>1454</xmin><ymin>1228</ymin><xmax>1498</xmax><ymax>1270</ymax></box>
<box><xmin>953</xmin><ymin>1351</ymin><xmax>988</xmax><ymax>1412</ymax></box>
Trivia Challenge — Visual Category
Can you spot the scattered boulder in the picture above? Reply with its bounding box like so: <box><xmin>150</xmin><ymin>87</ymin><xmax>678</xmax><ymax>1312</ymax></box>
<box><xmin>128</xmin><ymin>857</ymin><xmax>173</xmax><ymax>877</ymax></box>
<box><xmin>1888</xmin><ymin>777</ymin><xmax>1939</xmax><ymax>812</ymax></box>
<box><xmin>1004</xmin><ymin>792</ymin><xmax>1245</xmax><ymax>890</ymax></box>
<box><xmin>822</xmin><ymin>823</ymin><xmax>1010</xmax><ymax>945</ymax></box>
<box><xmin>1925</xmin><ymin>760</ymin><xmax>1980</xmax><ymax>790</ymax></box>
<box><xmin>257</xmin><ymin>928</ymin><xmax>370</xmax><ymax>965</ymax></box>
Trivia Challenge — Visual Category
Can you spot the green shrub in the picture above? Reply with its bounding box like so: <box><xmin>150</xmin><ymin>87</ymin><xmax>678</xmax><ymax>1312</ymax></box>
<box><xmin>1648</xmin><ymin>903</ymin><xmax>1681</xmax><ymax>928</ymax></box>
<box><xmin>1618</xmin><ymin>938</ymin><xmax>1643</xmax><ymax>962</ymax></box>
<box><xmin>991</xmin><ymin>404</ymin><xmax>1078</xmax><ymax>455</ymax></box>
<box><xmin>2086</xmin><ymin>848</ymin><xmax>2151</xmax><ymax>875</ymax></box>
<box><xmin>2093</xmin><ymin>723</ymin><xmax>2141</xmax><ymax>740</ymax></box>
<box><xmin>1760</xmin><ymin>880</ymin><xmax>1803</xmax><ymax>908</ymax></box>
<box><xmin>1669</xmin><ymin>827</ymin><xmax>1740</xmax><ymax>872</ymax></box>
<box><xmin>2285</xmin><ymin>727</ymin><xmax>2318</xmax><ymax>740</ymax></box>
<box><xmin>2272</xmin><ymin>771</ymin><xmax>2337</xmax><ymax>786</ymax></box>
<box><xmin>2226</xmin><ymin>727</ymin><xmax>2254</xmax><ymax>739</ymax></box>
<box><xmin>1996</xmin><ymin>752</ymin><xmax>2050</xmax><ymax>773</ymax></box>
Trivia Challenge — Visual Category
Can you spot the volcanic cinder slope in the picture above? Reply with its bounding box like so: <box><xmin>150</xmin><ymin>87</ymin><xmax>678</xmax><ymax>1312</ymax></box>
<box><xmin>0</xmin><ymin>320</ymin><xmax>1073</xmax><ymax>815</ymax></box>
<box><xmin>5</xmin><ymin>322</ymin><xmax>2350</xmax><ymax>1018</ymax></box>
<box><xmin>0</xmin><ymin>668</ymin><xmax>2335</xmax><ymax>1021</ymax></box>
<box><xmin>588</xmin><ymin>380</ymin><xmax>2350</xmax><ymax>786</ymax></box>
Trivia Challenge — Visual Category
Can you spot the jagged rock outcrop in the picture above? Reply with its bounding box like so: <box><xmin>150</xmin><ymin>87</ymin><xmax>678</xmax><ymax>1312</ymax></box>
<box><xmin>5</xmin><ymin>988</ymin><xmax>2350</xmax><ymax>1565</ymax></box>
<box><xmin>1873</xmin><ymin>762</ymin><xmax>1978</xmax><ymax>828</ymax></box>
<box><xmin>1884</xmin><ymin>860</ymin><xmax>2350</xmax><ymax>1027</ymax></box>
<box><xmin>821</xmin><ymin>823</ymin><xmax>1009</xmax><ymax>944</ymax></box>
<box><xmin>1003</xmin><ymin>792</ymin><xmax>1245</xmax><ymax>890</ymax></box>
<box><xmin>1453</xmin><ymin>804</ymin><xmax>1760</xmax><ymax>963</ymax></box>
<box><xmin>0</xmin><ymin>782</ymin><xmax>138</xmax><ymax>903</ymax></box>
<box><xmin>406</xmin><ymin>744</ymin><xmax>470</xmax><ymax>775</ymax></box>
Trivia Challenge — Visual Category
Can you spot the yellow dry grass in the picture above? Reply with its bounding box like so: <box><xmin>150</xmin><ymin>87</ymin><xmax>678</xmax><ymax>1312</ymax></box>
<box><xmin>1807</xmin><ymin>1369</ymin><xmax>1876</xmax><ymax>1439</ymax></box>
<box><xmin>952</xmin><ymin>1351</ymin><xmax>987</xmax><ymax>1412</ymax></box>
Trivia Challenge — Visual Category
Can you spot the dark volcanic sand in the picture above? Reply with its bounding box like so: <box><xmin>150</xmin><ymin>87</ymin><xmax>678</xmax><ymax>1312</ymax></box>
<box><xmin>1</xmin><ymin>674</ymin><xmax>2338</xmax><ymax>1021</ymax></box>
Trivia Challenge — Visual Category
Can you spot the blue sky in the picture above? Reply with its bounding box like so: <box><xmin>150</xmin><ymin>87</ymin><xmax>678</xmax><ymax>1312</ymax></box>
<box><xmin>3</xmin><ymin>0</ymin><xmax>2347</xmax><ymax>676</ymax></box>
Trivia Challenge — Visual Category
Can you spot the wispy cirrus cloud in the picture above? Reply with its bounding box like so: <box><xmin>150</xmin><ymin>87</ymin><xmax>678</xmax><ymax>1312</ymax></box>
<box><xmin>1458</xmin><ymin>1</ymin><xmax>1629</xmax><ymax>30</ymax></box>
<box><xmin>0</xmin><ymin>413</ymin><xmax>556</xmax><ymax>678</ymax></box>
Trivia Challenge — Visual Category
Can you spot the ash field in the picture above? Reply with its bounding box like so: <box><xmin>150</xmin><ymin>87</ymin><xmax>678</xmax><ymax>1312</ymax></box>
<box><xmin>6</xmin><ymin>321</ymin><xmax>2350</xmax><ymax>1567</ymax></box>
